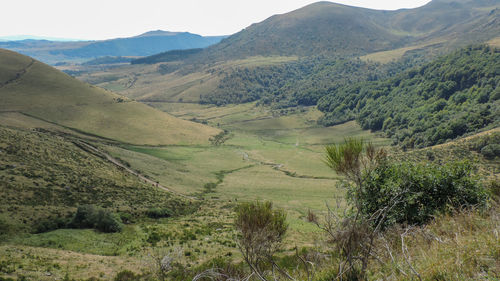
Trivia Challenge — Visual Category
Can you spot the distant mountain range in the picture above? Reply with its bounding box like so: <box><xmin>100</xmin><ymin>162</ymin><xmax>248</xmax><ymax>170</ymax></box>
<box><xmin>0</xmin><ymin>35</ymin><xmax>82</xmax><ymax>41</ymax></box>
<box><xmin>0</xmin><ymin>30</ymin><xmax>226</xmax><ymax>64</ymax></box>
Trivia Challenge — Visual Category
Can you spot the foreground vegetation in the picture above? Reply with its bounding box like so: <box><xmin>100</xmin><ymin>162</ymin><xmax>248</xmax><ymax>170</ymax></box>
<box><xmin>1</xmin><ymin>100</ymin><xmax>497</xmax><ymax>280</ymax></box>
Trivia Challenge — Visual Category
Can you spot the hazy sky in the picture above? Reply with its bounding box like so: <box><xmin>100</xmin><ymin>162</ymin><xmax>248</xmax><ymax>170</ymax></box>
<box><xmin>1</xmin><ymin>0</ymin><xmax>432</xmax><ymax>40</ymax></box>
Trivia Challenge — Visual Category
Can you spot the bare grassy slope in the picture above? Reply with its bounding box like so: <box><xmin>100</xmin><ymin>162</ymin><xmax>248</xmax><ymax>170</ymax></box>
<box><xmin>0</xmin><ymin>49</ymin><xmax>219</xmax><ymax>145</ymax></box>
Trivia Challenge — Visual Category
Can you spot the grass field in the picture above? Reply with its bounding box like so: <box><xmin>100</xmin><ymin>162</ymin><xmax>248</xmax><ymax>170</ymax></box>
<box><xmin>103</xmin><ymin>103</ymin><xmax>390</xmax><ymax>243</ymax></box>
<box><xmin>488</xmin><ymin>36</ymin><xmax>500</xmax><ymax>48</ymax></box>
<box><xmin>359</xmin><ymin>39</ymin><xmax>446</xmax><ymax>63</ymax></box>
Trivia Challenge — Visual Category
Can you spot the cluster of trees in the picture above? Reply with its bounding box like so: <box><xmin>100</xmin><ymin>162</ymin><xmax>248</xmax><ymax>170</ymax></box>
<box><xmin>318</xmin><ymin>45</ymin><xmax>499</xmax><ymax>148</ymax></box>
<box><xmin>200</xmin><ymin>50</ymin><xmax>425</xmax><ymax>108</ymax></box>
<box><xmin>34</xmin><ymin>205</ymin><xmax>123</xmax><ymax>233</ymax></box>
<box><xmin>200</xmin><ymin>59</ymin><xmax>317</xmax><ymax>105</ymax></box>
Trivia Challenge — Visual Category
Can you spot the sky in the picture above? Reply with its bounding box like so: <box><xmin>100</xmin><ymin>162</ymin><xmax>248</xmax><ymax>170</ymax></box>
<box><xmin>0</xmin><ymin>0</ymin><xmax>432</xmax><ymax>40</ymax></box>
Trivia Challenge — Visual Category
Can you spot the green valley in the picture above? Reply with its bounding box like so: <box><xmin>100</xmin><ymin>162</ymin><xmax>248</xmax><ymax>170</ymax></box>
<box><xmin>1</xmin><ymin>0</ymin><xmax>499</xmax><ymax>280</ymax></box>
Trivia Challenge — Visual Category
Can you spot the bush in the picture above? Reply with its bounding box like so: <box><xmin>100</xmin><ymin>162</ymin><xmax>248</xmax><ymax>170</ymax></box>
<box><xmin>481</xmin><ymin>144</ymin><xmax>500</xmax><ymax>159</ymax></box>
<box><xmin>70</xmin><ymin>205</ymin><xmax>123</xmax><ymax>233</ymax></box>
<box><xmin>146</xmin><ymin>208</ymin><xmax>173</xmax><ymax>219</ymax></box>
<box><xmin>33</xmin><ymin>217</ymin><xmax>70</xmax><ymax>233</ymax></box>
<box><xmin>94</xmin><ymin>210</ymin><xmax>123</xmax><ymax>233</ymax></box>
<box><xmin>114</xmin><ymin>270</ymin><xmax>142</xmax><ymax>281</ymax></box>
<box><xmin>71</xmin><ymin>205</ymin><xmax>97</xmax><ymax>229</ymax></box>
<box><xmin>203</xmin><ymin>182</ymin><xmax>217</xmax><ymax>193</ymax></box>
<box><xmin>359</xmin><ymin>161</ymin><xmax>488</xmax><ymax>226</ymax></box>
<box><xmin>234</xmin><ymin>201</ymin><xmax>288</xmax><ymax>278</ymax></box>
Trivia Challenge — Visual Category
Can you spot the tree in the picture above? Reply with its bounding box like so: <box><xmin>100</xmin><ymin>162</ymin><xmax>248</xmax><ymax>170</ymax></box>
<box><xmin>234</xmin><ymin>201</ymin><xmax>290</xmax><ymax>281</ymax></box>
<box><xmin>324</xmin><ymin>138</ymin><xmax>386</xmax><ymax>212</ymax></box>
<box><xmin>209</xmin><ymin>130</ymin><xmax>230</xmax><ymax>146</ymax></box>
<box><xmin>321</xmin><ymin>139</ymin><xmax>389</xmax><ymax>279</ymax></box>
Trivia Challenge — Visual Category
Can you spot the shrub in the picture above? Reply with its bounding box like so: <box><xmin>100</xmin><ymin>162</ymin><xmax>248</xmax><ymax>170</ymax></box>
<box><xmin>203</xmin><ymin>182</ymin><xmax>217</xmax><ymax>193</ymax></box>
<box><xmin>234</xmin><ymin>201</ymin><xmax>288</xmax><ymax>279</ymax></box>
<box><xmin>146</xmin><ymin>207</ymin><xmax>172</xmax><ymax>219</ymax></box>
<box><xmin>70</xmin><ymin>205</ymin><xmax>123</xmax><ymax>233</ymax></box>
<box><xmin>33</xmin><ymin>217</ymin><xmax>70</xmax><ymax>233</ymax></box>
<box><xmin>322</xmin><ymin>139</ymin><xmax>489</xmax><ymax>279</ymax></box>
<box><xmin>94</xmin><ymin>210</ymin><xmax>123</xmax><ymax>233</ymax></box>
<box><xmin>481</xmin><ymin>144</ymin><xmax>500</xmax><ymax>159</ymax></box>
<box><xmin>70</xmin><ymin>205</ymin><xmax>97</xmax><ymax>229</ymax></box>
<box><xmin>360</xmin><ymin>161</ymin><xmax>488</xmax><ymax>226</ymax></box>
<box><xmin>114</xmin><ymin>270</ymin><xmax>142</xmax><ymax>281</ymax></box>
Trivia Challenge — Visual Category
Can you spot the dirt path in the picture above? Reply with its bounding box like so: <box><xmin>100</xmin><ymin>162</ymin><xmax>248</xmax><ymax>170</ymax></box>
<box><xmin>75</xmin><ymin>141</ymin><xmax>197</xmax><ymax>200</ymax></box>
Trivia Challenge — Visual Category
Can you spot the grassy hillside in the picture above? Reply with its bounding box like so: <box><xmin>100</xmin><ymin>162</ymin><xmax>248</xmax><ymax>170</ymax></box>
<box><xmin>0</xmin><ymin>49</ymin><xmax>219</xmax><ymax>145</ymax></box>
<box><xmin>389</xmin><ymin>0</ymin><xmax>500</xmax><ymax>41</ymax></box>
<box><xmin>172</xmin><ymin>0</ymin><xmax>499</xmax><ymax>63</ymax></box>
<box><xmin>0</xmin><ymin>125</ymin><xmax>191</xmax><ymax>234</ymax></box>
<box><xmin>176</xmin><ymin>2</ymin><xmax>404</xmax><ymax>61</ymax></box>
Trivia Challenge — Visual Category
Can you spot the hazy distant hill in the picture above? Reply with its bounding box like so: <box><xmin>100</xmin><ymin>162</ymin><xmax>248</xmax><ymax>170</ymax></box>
<box><xmin>55</xmin><ymin>31</ymin><xmax>226</xmax><ymax>58</ymax></box>
<box><xmin>0</xmin><ymin>49</ymin><xmax>219</xmax><ymax>145</ymax></box>
<box><xmin>0</xmin><ymin>31</ymin><xmax>226</xmax><ymax>64</ymax></box>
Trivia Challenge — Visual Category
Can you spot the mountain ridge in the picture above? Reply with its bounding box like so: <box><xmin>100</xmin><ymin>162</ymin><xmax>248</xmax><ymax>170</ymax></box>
<box><xmin>0</xmin><ymin>30</ymin><xmax>226</xmax><ymax>64</ymax></box>
<box><xmin>175</xmin><ymin>0</ymin><xmax>500</xmax><ymax>63</ymax></box>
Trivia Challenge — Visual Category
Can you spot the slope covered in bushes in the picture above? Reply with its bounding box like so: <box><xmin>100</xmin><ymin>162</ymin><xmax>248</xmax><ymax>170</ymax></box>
<box><xmin>0</xmin><ymin>125</ymin><xmax>191</xmax><ymax>234</ymax></box>
<box><xmin>318</xmin><ymin>45</ymin><xmax>499</xmax><ymax>148</ymax></box>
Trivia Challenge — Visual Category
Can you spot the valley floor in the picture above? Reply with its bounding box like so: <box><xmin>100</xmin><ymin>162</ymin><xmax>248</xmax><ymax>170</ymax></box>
<box><xmin>1</xmin><ymin>102</ymin><xmax>498</xmax><ymax>280</ymax></box>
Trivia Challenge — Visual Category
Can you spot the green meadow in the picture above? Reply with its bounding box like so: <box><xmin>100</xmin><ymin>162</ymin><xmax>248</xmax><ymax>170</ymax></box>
<box><xmin>103</xmin><ymin>103</ymin><xmax>390</xmax><ymax>241</ymax></box>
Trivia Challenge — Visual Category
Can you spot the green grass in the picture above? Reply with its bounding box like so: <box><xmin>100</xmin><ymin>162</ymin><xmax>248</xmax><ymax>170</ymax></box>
<box><xmin>8</xmin><ymin>227</ymin><xmax>144</xmax><ymax>256</ymax></box>
<box><xmin>0</xmin><ymin>49</ymin><xmax>219</xmax><ymax>145</ymax></box>
<box><xmin>104</xmin><ymin>104</ymin><xmax>388</xmax><ymax>244</ymax></box>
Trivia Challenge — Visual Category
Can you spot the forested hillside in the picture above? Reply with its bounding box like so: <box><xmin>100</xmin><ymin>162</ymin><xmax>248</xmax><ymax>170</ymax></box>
<box><xmin>201</xmin><ymin>45</ymin><xmax>499</xmax><ymax>149</ymax></box>
<box><xmin>318</xmin><ymin>45</ymin><xmax>499</xmax><ymax>148</ymax></box>
<box><xmin>199</xmin><ymin>53</ymin><xmax>423</xmax><ymax>107</ymax></box>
